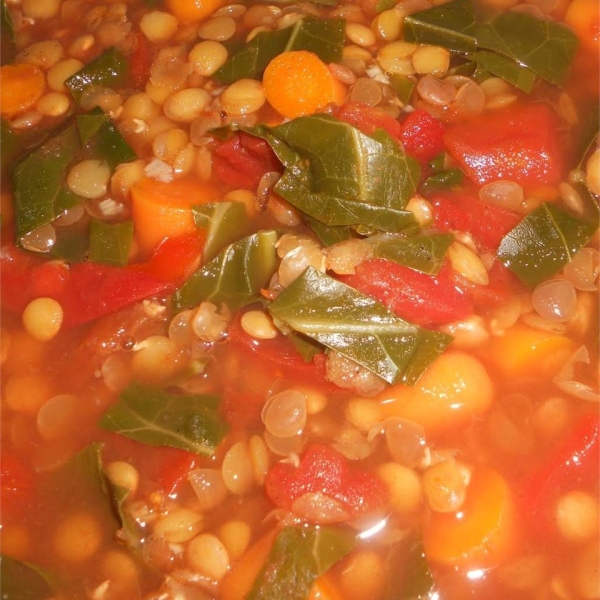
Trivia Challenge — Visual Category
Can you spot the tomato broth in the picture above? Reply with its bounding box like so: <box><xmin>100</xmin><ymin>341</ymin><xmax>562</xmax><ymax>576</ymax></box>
<box><xmin>0</xmin><ymin>0</ymin><xmax>598</xmax><ymax>598</ymax></box>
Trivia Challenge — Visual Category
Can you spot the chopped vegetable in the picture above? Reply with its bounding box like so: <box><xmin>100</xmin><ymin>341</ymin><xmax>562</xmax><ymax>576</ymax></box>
<box><xmin>0</xmin><ymin>556</ymin><xmax>54</xmax><ymax>599</ymax></box>
<box><xmin>398</xmin><ymin>109</ymin><xmax>447</xmax><ymax>164</ymax></box>
<box><xmin>0</xmin><ymin>63</ymin><xmax>44</xmax><ymax>116</ymax></box>
<box><xmin>89</xmin><ymin>219</ymin><xmax>133</xmax><ymax>266</ymax></box>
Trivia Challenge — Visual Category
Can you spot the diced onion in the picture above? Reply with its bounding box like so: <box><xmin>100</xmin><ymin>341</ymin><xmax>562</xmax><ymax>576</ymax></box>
<box><xmin>531</xmin><ymin>279</ymin><xmax>577</xmax><ymax>323</ymax></box>
<box><xmin>563</xmin><ymin>248</ymin><xmax>600</xmax><ymax>292</ymax></box>
<box><xmin>188</xmin><ymin>468</ymin><xmax>228</xmax><ymax>510</ymax></box>
<box><xmin>554</xmin><ymin>346</ymin><xmax>600</xmax><ymax>402</ymax></box>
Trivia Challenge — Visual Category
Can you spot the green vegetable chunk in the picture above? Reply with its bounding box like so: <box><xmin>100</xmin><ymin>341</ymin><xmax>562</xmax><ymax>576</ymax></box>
<box><xmin>269</xmin><ymin>267</ymin><xmax>451</xmax><ymax>384</ymax></box>
<box><xmin>1</xmin><ymin>1</ymin><xmax>15</xmax><ymax>65</ymax></box>
<box><xmin>497</xmin><ymin>202</ymin><xmax>597</xmax><ymax>287</ymax></box>
<box><xmin>65</xmin><ymin>47</ymin><xmax>129</xmax><ymax>100</ymax></box>
<box><xmin>248</xmin><ymin>526</ymin><xmax>356</xmax><ymax>600</ymax></box>
<box><xmin>468</xmin><ymin>50</ymin><xmax>536</xmax><ymax>93</ymax></box>
<box><xmin>0</xmin><ymin>556</ymin><xmax>54</xmax><ymax>600</ymax></box>
<box><xmin>404</xmin><ymin>0</ymin><xmax>477</xmax><ymax>53</ymax></box>
<box><xmin>99</xmin><ymin>382</ymin><xmax>228</xmax><ymax>456</ymax></box>
<box><xmin>89</xmin><ymin>219</ymin><xmax>133</xmax><ymax>266</ymax></box>
<box><xmin>174</xmin><ymin>230</ymin><xmax>278</xmax><ymax>312</ymax></box>
<box><xmin>476</xmin><ymin>12</ymin><xmax>579</xmax><ymax>87</ymax></box>
<box><xmin>262</xmin><ymin>115</ymin><xmax>420</xmax><ymax>233</ymax></box>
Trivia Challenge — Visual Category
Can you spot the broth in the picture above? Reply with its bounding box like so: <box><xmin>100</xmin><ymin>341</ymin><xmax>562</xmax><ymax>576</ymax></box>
<box><xmin>0</xmin><ymin>0</ymin><xmax>598</xmax><ymax>598</ymax></box>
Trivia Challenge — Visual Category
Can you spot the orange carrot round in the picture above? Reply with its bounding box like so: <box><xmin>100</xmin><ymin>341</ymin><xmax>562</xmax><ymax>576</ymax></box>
<box><xmin>130</xmin><ymin>176</ymin><xmax>219</xmax><ymax>255</ymax></box>
<box><xmin>0</xmin><ymin>64</ymin><xmax>45</xmax><ymax>115</ymax></box>
<box><xmin>165</xmin><ymin>0</ymin><xmax>226</xmax><ymax>23</ymax></box>
<box><xmin>422</xmin><ymin>467</ymin><xmax>517</xmax><ymax>568</ymax></box>
<box><xmin>262</xmin><ymin>50</ymin><xmax>347</xmax><ymax>119</ymax></box>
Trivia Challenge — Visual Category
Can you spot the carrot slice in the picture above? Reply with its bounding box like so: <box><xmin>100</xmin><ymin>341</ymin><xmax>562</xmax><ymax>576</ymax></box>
<box><xmin>262</xmin><ymin>51</ymin><xmax>347</xmax><ymax>119</ymax></box>
<box><xmin>564</xmin><ymin>0</ymin><xmax>599</xmax><ymax>51</ymax></box>
<box><xmin>0</xmin><ymin>64</ymin><xmax>45</xmax><ymax>115</ymax></box>
<box><xmin>130</xmin><ymin>176</ymin><xmax>219</xmax><ymax>255</ymax></box>
<box><xmin>422</xmin><ymin>467</ymin><xmax>517</xmax><ymax>568</ymax></box>
<box><xmin>165</xmin><ymin>0</ymin><xmax>226</xmax><ymax>23</ymax></box>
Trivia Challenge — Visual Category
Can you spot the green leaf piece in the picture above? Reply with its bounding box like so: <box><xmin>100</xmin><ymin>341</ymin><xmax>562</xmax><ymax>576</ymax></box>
<box><xmin>476</xmin><ymin>12</ymin><xmax>579</xmax><ymax>86</ymax></box>
<box><xmin>421</xmin><ymin>169</ymin><xmax>464</xmax><ymax>194</ymax></box>
<box><xmin>267</xmin><ymin>115</ymin><xmax>420</xmax><ymax>232</ymax></box>
<box><xmin>1</xmin><ymin>1</ymin><xmax>15</xmax><ymax>65</ymax></box>
<box><xmin>192</xmin><ymin>201</ymin><xmax>249</xmax><ymax>262</ymax></box>
<box><xmin>468</xmin><ymin>50</ymin><xmax>536</xmax><ymax>93</ymax></box>
<box><xmin>99</xmin><ymin>382</ymin><xmax>228</xmax><ymax>456</ymax></box>
<box><xmin>89</xmin><ymin>219</ymin><xmax>133</xmax><ymax>266</ymax></box>
<box><xmin>269</xmin><ymin>267</ymin><xmax>451</xmax><ymax>384</ymax></box>
<box><xmin>65</xmin><ymin>47</ymin><xmax>129</xmax><ymax>100</ymax></box>
<box><xmin>215</xmin><ymin>18</ymin><xmax>344</xmax><ymax>84</ymax></box>
<box><xmin>497</xmin><ymin>202</ymin><xmax>597</xmax><ymax>287</ymax></box>
<box><xmin>305</xmin><ymin>216</ymin><xmax>353</xmax><ymax>246</ymax></box>
<box><xmin>389</xmin><ymin>75</ymin><xmax>415</xmax><ymax>105</ymax></box>
<box><xmin>248</xmin><ymin>526</ymin><xmax>355</xmax><ymax>600</ymax></box>
<box><xmin>0</xmin><ymin>556</ymin><xmax>54</xmax><ymax>600</ymax></box>
<box><xmin>174</xmin><ymin>230</ymin><xmax>278</xmax><ymax>312</ymax></box>
<box><xmin>383</xmin><ymin>540</ymin><xmax>435</xmax><ymax>600</ymax></box>
<box><xmin>404</xmin><ymin>0</ymin><xmax>477</xmax><ymax>53</ymax></box>
<box><xmin>368</xmin><ymin>233</ymin><xmax>454</xmax><ymax>275</ymax></box>
<box><xmin>13</xmin><ymin>124</ymin><xmax>81</xmax><ymax>241</ymax></box>
<box><xmin>376</xmin><ymin>0</ymin><xmax>397</xmax><ymax>12</ymax></box>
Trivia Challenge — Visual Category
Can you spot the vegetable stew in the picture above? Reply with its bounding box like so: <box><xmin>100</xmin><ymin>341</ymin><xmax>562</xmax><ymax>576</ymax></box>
<box><xmin>0</xmin><ymin>0</ymin><xmax>598</xmax><ymax>598</ymax></box>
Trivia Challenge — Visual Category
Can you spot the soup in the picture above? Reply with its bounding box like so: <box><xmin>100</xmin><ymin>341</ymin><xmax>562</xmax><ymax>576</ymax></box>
<box><xmin>0</xmin><ymin>0</ymin><xmax>598</xmax><ymax>598</ymax></box>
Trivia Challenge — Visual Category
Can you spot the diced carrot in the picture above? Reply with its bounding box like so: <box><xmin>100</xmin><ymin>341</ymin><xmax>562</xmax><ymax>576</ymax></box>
<box><xmin>378</xmin><ymin>352</ymin><xmax>494</xmax><ymax>437</ymax></box>
<box><xmin>220</xmin><ymin>529</ymin><xmax>278</xmax><ymax>600</ymax></box>
<box><xmin>422</xmin><ymin>467</ymin><xmax>517</xmax><ymax>568</ymax></box>
<box><xmin>262</xmin><ymin>51</ymin><xmax>347</xmax><ymax>120</ymax></box>
<box><xmin>0</xmin><ymin>64</ymin><xmax>45</xmax><ymax>115</ymax></box>
<box><xmin>486</xmin><ymin>324</ymin><xmax>576</xmax><ymax>378</ymax></box>
<box><xmin>564</xmin><ymin>0</ymin><xmax>599</xmax><ymax>52</ymax></box>
<box><xmin>308</xmin><ymin>573</ymin><xmax>344</xmax><ymax>600</ymax></box>
<box><xmin>165</xmin><ymin>0</ymin><xmax>226</xmax><ymax>23</ymax></box>
<box><xmin>130</xmin><ymin>176</ymin><xmax>219</xmax><ymax>255</ymax></box>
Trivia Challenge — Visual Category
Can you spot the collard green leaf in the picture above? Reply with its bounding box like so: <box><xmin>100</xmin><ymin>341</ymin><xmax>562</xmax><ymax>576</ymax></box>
<box><xmin>269</xmin><ymin>267</ymin><xmax>451</xmax><ymax>384</ymax></box>
<box><xmin>404</xmin><ymin>0</ymin><xmax>477</xmax><ymax>53</ymax></box>
<box><xmin>497</xmin><ymin>202</ymin><xmax>597</xmax><ymax>287</ymax></box>
<box><xmin>248</xmin><ymin>526</ymin><xmax>355</xmax><ymax>600</ymax></box>
<box><xmin>0</xmin><ymin>556</ymin><xmax>54</xmax><ymax>600</ymax></box>
<box><xmin>13</xmin><ymin>124</ymin><xmax>81</xmax><ymax>241</ymax></box>
<box><xmin>305</xmin><ymin>216</ymin><xmax>353</xmax><ymax>246</ymax></box>
<box><xmin>192</xmin><ymin>201</ymin><xmax>249</xmax><ymax>262</ymax></box>
<box><xmin>421</xmin><ymin>169</ymin><xmax>463</xmax><ymax>194</ymax></box>
<box><xmin>65</xmin><ymin>47</ymin><xmax>129</xmax><ymax>100</ymax></box>
<box><xmin>389</xmin><ymin>75</ymin><xmax>415</xmax><ymax>106</ymax></box>
<box><xmin>368</xmin><ymin>233</ymin><xmax>454</xmax><ymax>275</ymax></box>
<box><xmin>267</xmin><ymin>115</ymin><xmax>420</xmax><ymax>232</ymax></box>
<box><xmin>383</xmin><ymin>541</ymin><xmax>435</xmax><ymax>600</ymax></box>
<box><xmin>468</xmin><ymin>50</ymin><xmax>536</xmax><ymax>93</ymax></box>
<box><xmin>376</xmin><ymin>0</ymin><xmax>397</xmax><ymax>12</ymax></box>
<box><xmin>476</xmin><ymin>12</ymin><xmax>578</xmax><ymax>86</ymax></box>
<box><xmin>89</xmin><ymin>219</ymin><xmax>133</xmax><ymax>266</ymax></box>
<box><xmin>215</xmin><ymin>18</ymin><xmax>344</xmax><ymax>84</ymax></box>
<box><xmin>50</xmin><ymin>213</ymin><xmax>89</xmax><ymax>262</ymax></box>
<box><xmin>174</xmin><ymin>230</ymin><xmax>278</xmax><ymax>312</ymax></box>
<box><xmin>99</xmin><ymin>382</ymin><xmax>228</xmax><ymax>456</ymax></box>
<box><xmin>1</xmin><ymin>1</ymin><xmax>15</xmax><ymax>65</ymax></box>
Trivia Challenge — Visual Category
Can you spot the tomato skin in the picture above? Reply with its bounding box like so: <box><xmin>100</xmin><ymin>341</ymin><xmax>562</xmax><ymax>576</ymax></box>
<box><xmin>430</xmin><ymin>190</ymin><xmax>521</xmax><ymax>250</ymax></box>
<box><xmin>212</xmin><ymin>131</ymin><xmax>282</xmax><ymax>190</ymax></box>
<box><xmin>339</xmin><ymin>259</ymin><xmax>473</xmax><ymax>327</ymax></box>
<box><xmin>398</xmin><ymin>108</ymin><xmax>446</xmax><ymax>163</ymax></box>
<box><xmin>265</xmin><ymin>443</ymin><xmax>387</xmax><ymax>523</ymax></box>
<box><xmin>0</xmin><ymin>453</ymin><xmax>35</xmax><ymax>517</ymax></box>
<box><xmin>336</xmin><ymin>102</ymin><xmax>403</xmax><ymax>139</ymax></box>
<box><xmin>444</xmin><ymin>103</ymin><xmax>563</xmax><ymax>187</ymax></box>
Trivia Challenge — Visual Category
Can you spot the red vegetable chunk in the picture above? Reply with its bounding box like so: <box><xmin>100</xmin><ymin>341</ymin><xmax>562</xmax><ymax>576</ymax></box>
<box><xmin>444</xmin><ymin>103</ymin><xmax>563</xmax><ymax>187</ymax></box>
<box><xmin>336</xmin><ymin>102</ymin><xmax>403</xmax><ymax>139</ymax></box>
<box><xmin>398</xmin><ymin>108</ymin><xmax>446</xmax><ymax>163</ymax></box>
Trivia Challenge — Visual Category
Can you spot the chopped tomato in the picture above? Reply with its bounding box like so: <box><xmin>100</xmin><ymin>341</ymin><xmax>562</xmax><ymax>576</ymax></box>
<box><xmin>444</xmin><ymin>103</ymin><xmax>564</xmax><ymax>187</ymax></box>
<box><xmin>157</xmin><ymin>447</ymin><xmax>199</xmax><ymax>497</ymax></box>
<box><xmin>398</xmin><ymin>108</ymin><xmax>446</xmax><ymax>163</ymax></box>
<box><xmin>129</xmin><ymin>31</ymin><xmax>154</xmax><ymax>88</ymax></box>
<box><xmin>455</xmin><ymin>260</ymin><xmax>521</xmax><ymax>309</ymax></box>
<box><xmin>265</xmin><ymin>443</ymin><xmax>387</xmax><ymax>523</ymax></box>
<box><xmin>429</xmin><ymin>190</ymin><xmax>521</xmax><ymax>250</ymax></box>
<box><xmin>336</xmin><ymin>102</ymin><xmax>403</xmax><ymax>139</ymax></box>
<box><xmin>339</xmin><ymin>259</ymin><xmax>473</xmax><ymax>327</ymax></box>
<box><xmin>0</xmin><ymin>452</ymin><xmax>35</xmax><ymax>517</ymax></box>
<box><xmin>212</xmin><ymin>131</ymin><xmax>282</xmax><ymax>190</ymax></box>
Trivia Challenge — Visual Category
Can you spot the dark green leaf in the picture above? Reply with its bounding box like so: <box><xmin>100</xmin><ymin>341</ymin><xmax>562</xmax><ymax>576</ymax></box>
<box><xmin>99</xmin><ymin>382</ymin><xmax>228</xmax><ymax>456</ymax></box>
<box><xmin>389</xmin><ymin>75</ymin><xmax>415</xmax><ymax>105</ymax></box>
<box><xmin>248</xmin><ymin>526</ymin><xmax>355</xmax><ymax>600</ymax></box>
<box><xmin>0</xmin><ymin>556</ymin><xmax>54</xmax><ymax>600</ymax></box>
<box><xmin>404</xmin><ymin>0</ymin><xmax>477</xmax><ymax>53</ymax></box>
<box><xmin>267</xmin><ymin>115</ymin><xmax>420</xmax><ymax>232</ymax></box>
<box><xmin>468</xmin><ymin>50</ymin><xmax>536</xmax><ymax>93</ymax></box>
<box><xmin>376</xmin><ymin>0</ymin><xmax>398</xmax><ymax>12</ymax></box>
<box><xmin>50</xmin><ymin>213</ymin><xmax>89</xmax><ymax>262</ymax></box>
<box><xmin>192</xmin><ymin>201</ymin><xmax>249</xmax><ymax>262</ymax></box>
<box><xmin>286</xmin><ymin>330</ymin><xmax>325</xmax><ymax>362</ymax></box>
<box><xmin>77</xmin><ymin>109</ymin><xmax>136</xmax><ymax>169</ymax></box>
<box><xmin>421</xmin><ymin>169</ymin><xmax>463</xmax><ymax>194</ymax></box>
<box><xmin>1</xmin><ymin>1</ymin><xmax>15</xmax><ymax>65</ymax></box>
<box><xmin>269</xmin><ymin>267</ymin><xmax>451</xmax><ymax>384</ymax></box>
<box><xmin>383</xmin><ymin>540</ymin><xmax>435</xmax><ymax>600</ymax></box>
<box><xmin>89</xmin><ymin>219</ymin><xmax>133</xmax><ymax>266</ymax></box>
<box><xmin>497</xmin><ymin>202</ymin><xmax>597</xmax><ymax>287</ymax></box>
<box><xmin>368</xmin><ymin>233</ymin><xmax>454</xmax><ymax>275</ymax></box>
<box><xmin>65</xmin><ymin>47</ymin><xmax>129</xmax><ymax>100</ymax></box>
<box><xmin>574</xmin><ymin>101</ymin><xmax>599</xmax><ymax>170</ymax></box>
<box><xmin>174</xmin><ymin>230</ymin><xmax>278</xmax><ymax>312</ymax></box>
<box><xmin>305</xmin><ymin>216</ymin><xmax>353</xmax><ymax>246</ymax></box>
<box><xmin>13</xmin><ymin>124</ymin><xmax>81</xmax><ymax>241</ymax></box>
<box><xmin>215</xmin><ymin>18</ymin><xmax>344</xmax><ymax>84</ymax></box>
<box><xmin>1</xmin><ymin>119</ymin><xmax>21</xmax><ymax>179</ymax></box>
<box><xmin>476</xmin><ymin>12</ymin><xmax>579</xmax><ymax>86</ymax></box>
